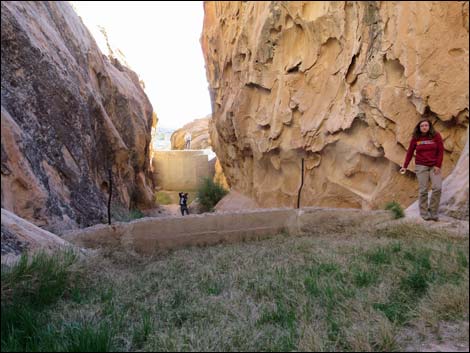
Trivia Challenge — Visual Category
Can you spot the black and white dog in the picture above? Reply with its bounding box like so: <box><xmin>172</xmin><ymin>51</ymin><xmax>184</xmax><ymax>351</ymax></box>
<box><xmin>178</xmin><ymin>192</ymin><xmax>189</xmax><ymax>216</ymax></box>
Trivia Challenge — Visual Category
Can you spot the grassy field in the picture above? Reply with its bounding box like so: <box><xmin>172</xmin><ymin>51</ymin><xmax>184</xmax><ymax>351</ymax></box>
<box><xmin>1</xmin><ymin>221</ymin><xmax>468</xmax><ymax>352</ymax></box>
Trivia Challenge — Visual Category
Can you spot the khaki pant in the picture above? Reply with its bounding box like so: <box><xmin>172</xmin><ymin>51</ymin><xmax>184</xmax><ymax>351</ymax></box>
<box><xmin>415</xmin><ymin>165</ymin><xmax>442</xmax><ymax>218</ymax></box>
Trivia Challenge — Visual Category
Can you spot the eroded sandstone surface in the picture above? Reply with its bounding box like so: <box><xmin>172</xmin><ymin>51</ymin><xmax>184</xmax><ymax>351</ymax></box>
<box><xmin>1</xmin><ymin>208</ymin><xmax>71</xmax><ymax>265</ymax></box>
<box><xmin>201</xmin><ymin>1</ymin><xmax>469</xmax><ymax>209</ymax></box>
<box><xmin>171</xmin><ymin>115</ymin><xmax>212</xmax><ymax>150</ymax></box>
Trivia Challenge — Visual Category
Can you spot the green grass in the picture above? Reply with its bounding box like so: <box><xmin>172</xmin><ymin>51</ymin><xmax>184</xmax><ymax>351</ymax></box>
<box><xmin>155</xmin><ymin>191</ymin><xmax>196</xmax><ymax>206</ymax></box>
<box><xmin>367</xmin><ymin>246</ymin><xmax>393</xmax><ymax>265</ymax></box>
<box><xmin>155</xmin><ymin>191</ymin><xmax>173</xmax><ymax>205</ymax></box>
<box><xmin>129</xmin><ymin>208</ymin><xmax>144</xmax><ymax>220</ymax></box>
<box><xmin>132</xmin><ymin>311</ymin><xmax>155</xmax><ymax>348</ymax></box>
<box><xmin>385</xmin><ymin>201</ymin><xmax>405</xmax><ymax>219</ymax></box>
<box><xmin>1</xmin><ymin>250</ymin><xmax>115</xmax><ymax>352</ymax></box>
<box><xmin>1</xmin><ymin>250</ymin><xmax>78</xmax><ymax>308</ymax></box>
<box><xmin>111</xmin><ymin>207</ymin><xmax>145</xmax><ymax>222</ymax></box>
<box><xmin>1</xmin><ymin>222</ymin><xmax>468</xmax><ymax>352</ymax></box>
<box><xmin>352</xmin><ymin>268</ymin><xmax>379</xmax><ymax>287</ymax></box>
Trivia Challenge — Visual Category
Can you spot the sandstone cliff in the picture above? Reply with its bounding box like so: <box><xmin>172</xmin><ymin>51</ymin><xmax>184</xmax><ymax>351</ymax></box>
<box><xmin>170</xmin><ymin>116</ymin><xmax>230</xmax><ymax>188</ymax></box>
<box><xmin>201</xmin><ymin>1</ymin><xmax>469</xmax><ymax>209</ymax></box>
<box><xmin>1</xmin><ymin>1</ymin><xmax>155</xmax><ymax>233</ymax></box>
<box><xmin>1</xmin><ymin>208</ymin><xmax>71</xmax><ymax>265</ymax></box>
<box><xmin>407</xmin><ymin>126</ymin><xmax>469</xmax><ymax>220</ymax></box>
<box><xmin>438</xmin><ymin>126</ymin><xmax>469</xmax><ymax>219</ymax></box>
<box><xmin>213</xmin><ymin>158</ymin><xmax>230</xmax><ymax>190</ymax></box>
<box><xmin>170</xmin><ymin>116</ymin><xmax>212</xmax><ymax>150</ymax></box>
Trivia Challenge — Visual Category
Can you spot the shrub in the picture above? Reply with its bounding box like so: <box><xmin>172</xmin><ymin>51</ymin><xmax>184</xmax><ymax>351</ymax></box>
<box><xmin>111</xmin><ymin>205</ymin><xmax>145</xmax><ymax>222</ymax></box>
<box><xmin>196</xmin><ymin>177</ymin><xmax>228</xmax><ymax>212</ymax></box>
<box><xmin>129</xmin><ymin>208</ymin><xmax>144</xmax><ymax>220</ymax></box>
<box><xmin>385</xmin><ymin>201</ymin><xmax>405</xmax><ymax>219</ymax></box>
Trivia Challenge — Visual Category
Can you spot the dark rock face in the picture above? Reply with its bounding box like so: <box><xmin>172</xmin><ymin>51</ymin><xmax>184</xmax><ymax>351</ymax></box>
<box><xmin>1</xmin><ymin>225</ymin><xmax>27</xmax><ymax>256</ymax></box>
<box><xmin>1</xmin><ymin>1</ymin><xmax>156</xmax><ymax>233</ymax></box>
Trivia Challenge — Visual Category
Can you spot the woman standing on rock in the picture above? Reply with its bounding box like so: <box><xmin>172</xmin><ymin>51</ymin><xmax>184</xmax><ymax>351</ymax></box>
<box><xmin>400</xmin><ymin>119</ymin><xmax>444</xmax><ymax>221</ymax></box>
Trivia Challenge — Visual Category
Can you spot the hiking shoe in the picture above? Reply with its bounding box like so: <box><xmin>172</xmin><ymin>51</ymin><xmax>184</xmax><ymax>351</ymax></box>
<box><xmin>421</xmin><ymin>215</ymin><xmax>432</xmax><ymax>221</ymax></box>
<box><xmin>429</xmin><ymin>216</ymin><xmax>439</xmax><ymax>222</ymax></box>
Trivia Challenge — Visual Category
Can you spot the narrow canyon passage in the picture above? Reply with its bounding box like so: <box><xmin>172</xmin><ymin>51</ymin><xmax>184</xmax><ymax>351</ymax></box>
<box><xmin>1</xmin><ymin>2</ymin><xmax>468</xmax><ymax>353</ymax></box>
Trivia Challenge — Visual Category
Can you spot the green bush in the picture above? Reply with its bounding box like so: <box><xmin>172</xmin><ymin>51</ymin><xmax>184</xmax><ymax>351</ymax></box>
<box><xmin>111</xmin><ymin>206</ymin><xmax>145</xmax><ymax>222</ymax></box>
<box><xmin>385</xmin><ymin>201</ymin><xmax>405</xmax><ymax>219</ymax></box>
<box><xmin>129</xmin><ymin>208</ymin><xmax>144</xmax><ymax>220</ymax></box>
<box><xmin>196</xmin><ymin>177</ymin><xmax>228</xmax><ymax>212</ymax></box>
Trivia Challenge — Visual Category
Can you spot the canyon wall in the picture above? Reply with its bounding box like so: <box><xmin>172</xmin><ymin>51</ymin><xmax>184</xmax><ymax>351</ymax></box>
<box><xmin>1</xmin><ymin>1</ymin><xmax>156</xmax><ymax>233</ymax></box>
<box><xmin>170</xmin><ymin>116</ymin><xmax>230</xmax><ymax>189</ymax></box>
<box><xmin>170</xmin><ymin>115</ymin><xmax>211</xmax><ymax>150</ymax></box>
<box><xmin>201</xmin><ymin>1</ymin><xmax>469</xmax><ymax>209</ymax></box>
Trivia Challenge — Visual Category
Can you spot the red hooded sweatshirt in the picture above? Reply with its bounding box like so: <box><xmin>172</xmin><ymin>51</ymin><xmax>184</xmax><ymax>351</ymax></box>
<box><xmin>403</xmin><ymin>132</ymin><xmax>444</xmax><ymax>169</ymax></box>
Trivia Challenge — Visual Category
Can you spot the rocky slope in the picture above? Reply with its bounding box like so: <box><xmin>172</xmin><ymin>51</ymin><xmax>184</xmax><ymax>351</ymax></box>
<box><xmin>170</xmin><ymin>116</ymin><xmax>212</xmax><ymax>150</ymax></box>
<box><xmin>1</xmin><ymin>1</ymin><xmax>156</xmax><ymax>233</ymax></box>
<box><xmin>438</xmin><ymin>126</ymin><xmax>469</xmax><ymax>219</ymax></box>
<box><xmin>201</xmin><ymin>1</ymin><xmax>469</xmax><ymax>209</ymax></box>
<box><xmin>1</xmin><ymin>208</ymin><xmax>71</xmax><ymax>265</ymax></box>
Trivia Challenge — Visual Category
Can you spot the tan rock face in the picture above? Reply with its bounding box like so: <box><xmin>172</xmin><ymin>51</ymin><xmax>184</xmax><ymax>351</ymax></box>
<box><xmin>438</xmin><ymin>127</ymin><xmax>469</xmax><ymax>219</ymax></box>
<box><xmin>201</xmin><ymin>1</ymin><xmax>469</xmax><ymax>209</ymax></box>
<box><xmin>1</xmin><ymin>1</ymin><xmax>155</xmax><ymax>233</ymax></box>
<box><xmin>170</xmin><ymin>116</ymin><xmax>230</xmax><ymax>189</ymax></box>
<box><xmin>1</xmin><ymin>208</ymin><xmax>70</xmax><ymax>265</ymax></box>
<box><xmin>170</xmin><ymin>116</ymin><xmax>212</xmax><ymax>150</ymax></box>
<box><xmin>214</xmin><ymin>158</ymin><xmax>230</xmax><ymax>190</ymax></box>
<box><xmin>407</xmin><ymin>127</ymin><xmax>469</xmax><ymax>220</ymax></box>
<box><xmin>214</xmin><ymin>190</ymin><xmax>259</xmax><ymax>213</ymax></box>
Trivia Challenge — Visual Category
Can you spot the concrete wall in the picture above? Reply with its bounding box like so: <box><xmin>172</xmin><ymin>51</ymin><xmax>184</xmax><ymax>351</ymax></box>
<box><xmin>63</xmin><ymin>207</ymin><xmax>393</xmax><ymax>255</ymax></box>
<box><xmin>153</xmin><ymin>150</ymin><xmax>210</xmax><ymax>191</ymax></box>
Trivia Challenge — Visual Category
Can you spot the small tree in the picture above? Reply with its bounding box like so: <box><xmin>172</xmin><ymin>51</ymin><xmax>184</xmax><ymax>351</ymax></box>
<box><xmin>385</xmin><ymin>201</ymin><xmax>405</xmax><ymax>219</ymax></box>
<box><xmin>197</xmin><ymin>177</ymin><xmax>228</xmax><ymax>212</ymax></box>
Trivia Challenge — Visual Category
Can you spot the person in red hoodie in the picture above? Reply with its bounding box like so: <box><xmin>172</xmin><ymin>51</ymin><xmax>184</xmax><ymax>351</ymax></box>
<box><xmin>400</xmin><ymin>119</ymin><xmax>444</xmax><ymax>221</ymax></box>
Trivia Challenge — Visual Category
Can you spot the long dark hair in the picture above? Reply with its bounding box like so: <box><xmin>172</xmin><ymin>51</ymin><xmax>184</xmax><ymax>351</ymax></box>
<box><xmin>412</xmin><ymin>119</ymin><xmax>436</xmax><ymax>139</ymax></box>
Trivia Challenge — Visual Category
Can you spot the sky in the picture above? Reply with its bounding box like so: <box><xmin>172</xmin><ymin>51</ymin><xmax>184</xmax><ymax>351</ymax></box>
<box><xmin>71</xmin><ymin>1</ymin><xmax>211</xmax><ymax>130</ymax></box>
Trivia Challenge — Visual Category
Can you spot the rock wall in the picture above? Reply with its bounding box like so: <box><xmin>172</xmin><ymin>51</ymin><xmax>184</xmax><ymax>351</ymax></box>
<box><xmin>170</xmin><ymin>116</ymin><xmax>211</xmax><ymax>150</ymax></box>
<box><xmin>171</xmin><ymin>116</ymin><xmax>230</xmax><ymax>189</ymax></box>
<box><xmin>214</xmin><ymin>190</ymin><xmax>259</xmax><ymax>213</ymax></box>
<box><xmin>201</xmin><ymin>1</ymin><xmax>469</xmax><ymax>209</ymax></box>
<box><xmin>1</xmin><ymin>1</ymin><xmax>156</xmax><ymax>233</ymax></box>
<box><xmin>63</xmin><ymin>207</ymin><xmax>393</xmax><ymax>254</ymax></box>
<box><xmin>152</xmin><ymin>150</ymin><xmax>211</xmax><ymax>191</ymax></box>
<box><xmin>1</xmin><ymin>208</ymin><xmax>71</xmax><ymax>265</ymax></box>
<box><xmin>213</xmin><ymin>158</ymin><xmax>230</xmax><ymax>190</ymax></box>
<box><xmin>438</xmin><ymin>127</ymin><xmax>469</xmax><ymax>219</ymax></box>
<box><xmin>407</xmin><ymin>127</ymin><xmax>469</xmax><ymax>220</ymax></box>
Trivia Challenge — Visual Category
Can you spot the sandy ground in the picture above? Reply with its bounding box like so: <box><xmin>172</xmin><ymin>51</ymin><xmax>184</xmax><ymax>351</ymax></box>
<box><xmin>404</xmin><ymin>214</ymin><xmax>469</xmax><ymax>236</ymax></box>
<box><xmin>160</xmin><ymin>204</ymin><xmax>181</xmax><ymax>216</ymax></box>
<box><xmin>214</xmin><ymin>190</ymin><xmax>260</xmax><ymax>212</ymax></box>
<box><xmin>142</xmin><ymin>205</ymin><xmax>181</xmax><ymax>217</ymax></box>
<box><xmin>400</xmin><ymin>321</ymin><xmax>469</xmax><ymax>352</ymax></box>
